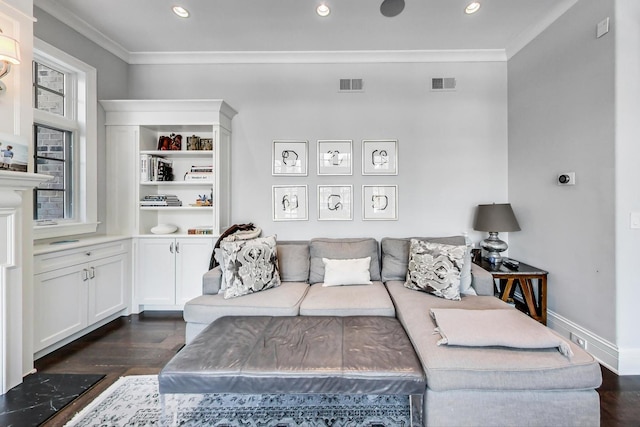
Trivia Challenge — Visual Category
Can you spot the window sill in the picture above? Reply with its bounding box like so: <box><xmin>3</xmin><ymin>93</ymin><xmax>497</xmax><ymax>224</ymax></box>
<box><xmin>33</xmin><ymin>222</ymin><xmax>100</xmax><ymax>240</ymax></box>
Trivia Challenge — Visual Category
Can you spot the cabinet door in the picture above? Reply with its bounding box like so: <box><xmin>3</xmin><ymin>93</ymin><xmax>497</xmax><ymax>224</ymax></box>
<box><xmin>136</xmin><ymin>238</ymin><xmax>176</xmax><ymax>305</ymax></box>
<box><xmin>87</xmin><ymin>254</ymin><xmax>128</xmax><ymax>324</ymax></box>
<box><xmin>34</xmin><ymin>265</ymin><xmax>89</xmax><ymax>352</ymax></box>
<box><xmin>175</xmin><ymin>238</ymin><xmax>214</xmax><ymax>306</ymax></box>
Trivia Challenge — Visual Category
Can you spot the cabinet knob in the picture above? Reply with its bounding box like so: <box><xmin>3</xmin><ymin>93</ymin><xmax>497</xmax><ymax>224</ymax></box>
<box><xmin>86</xmin><ymin>252</ymin><xmax>92</xmax><ymax>256</ymax></box>
<box><xmin>169</xmin><ymin>242</ymin><xmax>174</xmax><ymax>253</ymax></box>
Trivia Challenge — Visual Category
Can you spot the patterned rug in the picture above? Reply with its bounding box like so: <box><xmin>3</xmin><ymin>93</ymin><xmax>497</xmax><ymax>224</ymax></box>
<box><xmin>65</xmin><ymin>375</ymin><xmax>411</xmax><ymax>426</ymax></box>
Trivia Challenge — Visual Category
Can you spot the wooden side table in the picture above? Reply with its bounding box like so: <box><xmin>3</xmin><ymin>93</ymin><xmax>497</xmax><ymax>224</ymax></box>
<box><xmin>473</xmin><ymin>258</ymin><xmax>548</xmax><ymax>325</ymax></box>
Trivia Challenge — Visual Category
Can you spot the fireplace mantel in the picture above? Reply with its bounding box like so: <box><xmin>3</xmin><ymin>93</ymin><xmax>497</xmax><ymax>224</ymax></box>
<box><xmin>0</xmin><ymin>171</ymin><xmax>51</xmax><ymax>394</ymax></box>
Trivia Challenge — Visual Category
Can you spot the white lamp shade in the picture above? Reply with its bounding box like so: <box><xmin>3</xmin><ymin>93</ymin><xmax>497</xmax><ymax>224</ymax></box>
<box><xmin>0</xmin><ymin>34</ymin><xmax>21</xmax><ymax>65</ymax></box>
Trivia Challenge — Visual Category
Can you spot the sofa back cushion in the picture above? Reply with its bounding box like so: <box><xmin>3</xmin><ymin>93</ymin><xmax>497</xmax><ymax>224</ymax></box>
<box><xmin>309</xmin><ymin>238</ymin><xmax>381</xmax><ymax>284</ymax></box>
<box><xmin>276</xmin><ymin>241</ymin><xmax>310</xmax><ymax>282</ymax></box>
<box><xmin>381</xmin><ymin>236</ymin><xmax>466</xmax><ymax>282</ymax></box>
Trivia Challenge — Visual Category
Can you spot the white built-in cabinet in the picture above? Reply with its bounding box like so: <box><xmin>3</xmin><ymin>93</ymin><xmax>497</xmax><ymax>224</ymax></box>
<box><xmin>136</xmin><ymin>237</ymin><xmax>213</xmax><ymax>307</ymax></box>
<box><xmin>33</xmin><ymin>239</ymin><xmax>131</xmax><ymax>355</ymax></box>
<box><xmin>101</xmin><ymin>100</ymin><xmax>236</xmax><ymax>310</ymax></box>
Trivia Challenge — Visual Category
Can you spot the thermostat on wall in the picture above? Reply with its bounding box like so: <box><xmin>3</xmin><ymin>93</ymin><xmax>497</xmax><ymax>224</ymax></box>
<box><xmin>557</xmin><ymin>172</ymin><xmax>576</xmax><ymax>185</ymax></box>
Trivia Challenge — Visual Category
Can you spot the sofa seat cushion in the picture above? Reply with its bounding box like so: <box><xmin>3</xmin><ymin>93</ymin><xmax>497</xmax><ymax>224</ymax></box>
<box><xmin>184</xmin><ymin>281</ymin><xmax>309</xmax><ymax>325</ymax></box>
<box><xmin>300</xmin><ymin>281</ymin><xmax>395</xmax><ymax>317</ymax></box>
<box><xmin>309</xmin><ymin>238</ymin><xmax>380</xmax><ymax>284</ymax></box>
<box><xmin>385</xmin><ymin>280</ymin><xmax>602</xmax><ymax>392</ymax></box>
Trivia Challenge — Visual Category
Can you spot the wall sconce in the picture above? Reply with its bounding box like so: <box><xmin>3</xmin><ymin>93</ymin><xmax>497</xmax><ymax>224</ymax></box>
<box><xmin>0</xmin><ymin>29</ymin><xmax>21</xmax><ymax>94</ymax></box>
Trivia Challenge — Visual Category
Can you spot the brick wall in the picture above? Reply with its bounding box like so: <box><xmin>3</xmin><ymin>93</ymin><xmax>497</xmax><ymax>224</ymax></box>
<box><xmin>35</xmin><ymin>65</ymin><xmax>67</xmax><ymax>220</ymax></box>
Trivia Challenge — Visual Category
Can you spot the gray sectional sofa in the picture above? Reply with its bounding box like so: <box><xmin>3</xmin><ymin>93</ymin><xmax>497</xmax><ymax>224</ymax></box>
<box><xmin>183</xmin><ymin>237</ymin><xmax>602</xmax><ymax>426</ymax></box>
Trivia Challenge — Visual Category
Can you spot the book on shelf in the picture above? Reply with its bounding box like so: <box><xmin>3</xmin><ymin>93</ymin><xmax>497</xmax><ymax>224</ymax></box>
<box><xmin>190</xmin><ymin>165</ymin><xmax>213</xmax><ymax>173</ymax></box>
<box><xmin>140</xmin><ymin>194</ymin><xmax>182</xmax><ymax>207</ymax></box>
<box><xmin>140</xmin><ymin>154</ymin><xmax>174</xmax><ymax>182</ymax></box>
<box><xmin>184</xmin><ymin>172</ymin><xmax>213</xmax><ymax>181</ymax></box>
<box><xmin>188</xmin><ymin>226</ymin><xmax>214</xmax><ymax>235</ymax></box>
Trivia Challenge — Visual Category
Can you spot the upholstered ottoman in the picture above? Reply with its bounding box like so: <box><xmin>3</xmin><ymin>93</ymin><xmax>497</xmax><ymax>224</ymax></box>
<box><xmin>159</xmin><ymin>315</ymin><xmax>426</xmax><ymax>425</ymax></box>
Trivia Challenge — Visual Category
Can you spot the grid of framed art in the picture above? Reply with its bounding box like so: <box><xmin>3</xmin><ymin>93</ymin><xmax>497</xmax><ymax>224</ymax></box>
<box><xmin>271</xmin><ymin>139</ymin><xmax>399</xmax><ymax>222</ymax></box>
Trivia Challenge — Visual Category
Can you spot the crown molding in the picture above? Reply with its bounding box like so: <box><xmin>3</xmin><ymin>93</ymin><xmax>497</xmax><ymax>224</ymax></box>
<box><xmin>34</xmin><ymin>0</ymin><xmax>130</xmax><ymax>63</ymax></box>
<box><xmin>128</xmin><ymin>49</ymin><xmax>507</xmax><ymax>65</ymax></box>
<box><xmin>505</xmin><ymin>0</ymin><xmax>579</xmax><ymax>59</ymax></box>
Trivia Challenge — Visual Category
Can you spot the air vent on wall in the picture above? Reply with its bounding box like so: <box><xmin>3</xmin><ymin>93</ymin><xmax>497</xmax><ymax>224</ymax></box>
<box><xmin>339</xmin><ymin>78</ymin><xmax>364</xmax><ymax>92</ymax></box>
<box><xmin>431</xmin><ymin>77</ymin><xmax>457</xmax><ymax>91</ymax></box>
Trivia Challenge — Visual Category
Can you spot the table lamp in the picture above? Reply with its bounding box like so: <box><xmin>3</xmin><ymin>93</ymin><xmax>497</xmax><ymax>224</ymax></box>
<box><xmin>473</xmin><ymin>203</ymin><xmax>520</xmax><ymax>264</ymax></box>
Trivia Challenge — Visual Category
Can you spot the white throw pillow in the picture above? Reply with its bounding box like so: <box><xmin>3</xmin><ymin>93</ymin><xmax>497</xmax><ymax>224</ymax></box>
<box><xmin>322</xmin><ymin>257</ymin><xmax>372</xmax><ymax>287</ymax></box>
<box><xmin>459</xmin><ymin>245</ymin><xmax>477</xmax><ymax>296</ymax></box>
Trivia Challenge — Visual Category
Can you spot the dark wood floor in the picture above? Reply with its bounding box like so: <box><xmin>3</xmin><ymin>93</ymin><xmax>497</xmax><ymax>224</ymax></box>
<box><xmin>34</xmin><ymin>312</ymin><xmax>640</xmax><ymax>427</ymax></box>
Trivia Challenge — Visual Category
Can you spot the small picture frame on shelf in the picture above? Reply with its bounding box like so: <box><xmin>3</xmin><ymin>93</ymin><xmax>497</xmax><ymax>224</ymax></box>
<box><xmin>272</xmin><ymin>185</ymin><xmax>308</xmax><ymax>221</ymax></box>
<box><xmin>186</xmin><ymin>135</ymin><xmax>201</xmax><ymax>150</ymax></box>
<box><xmin>317</xmin><ymin>140</ymin><xmax>352</xmax><ymax>175</ymax></box>
<box><xmin>272</xmin><ymin>140</ymin><xmax>308</xmax><ymax>176</ymax></box>
<box><xmin>157</xmin><ymin>133</ymin><xmax>183</xmax><ymax>151</ymax></box>
<box><xmin>200</xmin><ymin>138</ymin><xmax>213</xmax><ymax>151</ymax></box>
<box><xmin>362</xmin><ymin>185</ymin><xmax>398</xmax><ymax>220</ymax></box>
<box><xmin>318</xmin><ymin>185</ymin><xmax>352</xmax><ymax>221</ymax></box>
<box><xmin>362</xmin><ymin>140</ymin><xmax>398</xmax><ymax>175</ymax></box>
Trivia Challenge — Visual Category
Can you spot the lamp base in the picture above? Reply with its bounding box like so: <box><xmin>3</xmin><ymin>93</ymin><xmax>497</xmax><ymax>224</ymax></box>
<box><xmin>481</xmin><ymin>232</ymin><xmax>508</xmax><ymax>265</ymax></box>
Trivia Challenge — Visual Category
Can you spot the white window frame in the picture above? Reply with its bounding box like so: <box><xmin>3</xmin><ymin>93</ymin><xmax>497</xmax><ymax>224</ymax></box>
<box><xmin>33</xmin><ymin>38</ymin><xmax>98</xmax><ymax>240</ymax></box>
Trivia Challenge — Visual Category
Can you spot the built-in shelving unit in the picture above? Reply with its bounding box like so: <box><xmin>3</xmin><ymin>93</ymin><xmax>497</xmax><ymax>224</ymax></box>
<box><xmin>101</xmin><ymin>99</ymin><xmax>237</xmax><ymax>311</ymax></box>
<box><xmin>101</xmin><ymin>99</ymin><xmax>237</xmax><ymax>238</ymax></box>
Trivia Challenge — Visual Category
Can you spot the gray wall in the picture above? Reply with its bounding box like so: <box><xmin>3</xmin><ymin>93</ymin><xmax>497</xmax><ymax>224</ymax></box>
<box><xmin>128</xmin><ymin>61</ymin><xmax>509</xmax><ymax>241</ymax></box>
<box><xmin>34</xmin><ymin>7</ymin><xmax>130</xmax><ymax>234</ymax></box>
<box><xmin>508</xmin><ymin>0</ymin><xmax>616</xmax><ymax>341</ymax></box>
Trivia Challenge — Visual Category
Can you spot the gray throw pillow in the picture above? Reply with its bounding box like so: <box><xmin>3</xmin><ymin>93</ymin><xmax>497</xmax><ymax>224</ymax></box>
<box><xmin>220</xmin><ymin>235</ymin><xmax>281</xmax><ymax>299</ymax></box>
<box><xmin>404</xmin><ymin>239</ymin><xmax>466</xmax><ymax>301</ymax></box>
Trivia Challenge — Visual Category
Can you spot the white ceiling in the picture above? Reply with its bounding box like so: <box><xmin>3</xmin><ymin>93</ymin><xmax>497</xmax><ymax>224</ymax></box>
<box><xmin>34</xmin><ymin>0</ymin><xmax>578</xmax><ymax>63</ymax></box>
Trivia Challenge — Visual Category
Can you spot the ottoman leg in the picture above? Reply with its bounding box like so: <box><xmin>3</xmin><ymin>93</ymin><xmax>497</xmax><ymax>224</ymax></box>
<box><xmin>410</xmin><ymin>394</ymin><xmax>424</xmax><ymax>427</ymax></box>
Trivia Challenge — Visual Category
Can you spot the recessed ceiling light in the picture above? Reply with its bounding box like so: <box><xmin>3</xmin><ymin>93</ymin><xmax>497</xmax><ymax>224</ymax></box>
<box><xmin>172</xmin><ymin>6</ymin><xmax>190</xmax><ymax>18</ymax></box>
<box><xmin>316</xmin><ymin>3</ymin><xmax>331</xmax><ymax>17</ymax></box>
<box><xmin>465</xmin><ymin>2</ymin><xmax>481</xmax><ymax>14</ymax></box>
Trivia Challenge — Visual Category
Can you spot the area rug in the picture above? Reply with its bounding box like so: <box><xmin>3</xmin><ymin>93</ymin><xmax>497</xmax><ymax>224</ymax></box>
<box><xmin>65</xmin><ymin>375</ymin><xmax>411</xmax><ymax>426</ymax></box>
<box><xmin>0</xmin><ymin>373</ymin><xmax>104</xmax><ymax>427</ymax></box>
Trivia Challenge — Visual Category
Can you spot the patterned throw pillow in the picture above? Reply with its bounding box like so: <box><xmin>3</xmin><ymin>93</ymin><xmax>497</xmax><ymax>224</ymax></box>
<box><xmin>404</xmin><ymin>239</ymin><xmax>466</xmax><ymax>301</ymax></box>
<box><xmin>220</xmin><ymin>235</ymin><xmax>281</xmax><ymax>299</ymax></box>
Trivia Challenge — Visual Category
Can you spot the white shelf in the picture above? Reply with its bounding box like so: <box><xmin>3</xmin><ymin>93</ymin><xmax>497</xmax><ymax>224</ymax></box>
<box><xmin>140</xmin><ymin>150</ymin><xmax>213</xmax><ymax>157</ymax></box>
<box><xmin>140</xmin><ymin>181</ymin><xmax>213</xmax><ymax>186</ymax></box>
<box><xmin>139</xmin><ymin>206</ymin><xmax>214</xmax><ymax>211</ymax></box>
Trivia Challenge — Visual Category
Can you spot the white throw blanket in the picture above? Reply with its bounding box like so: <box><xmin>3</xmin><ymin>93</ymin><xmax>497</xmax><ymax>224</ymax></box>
<box><xmin>430</xmin><ymin>308</ymin><xmax>574</xmax><ymax>359</ymax></box>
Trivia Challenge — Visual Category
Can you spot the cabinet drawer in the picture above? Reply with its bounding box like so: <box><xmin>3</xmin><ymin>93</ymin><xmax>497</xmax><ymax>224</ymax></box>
<box><xmin>35</xmin><ymin>240</ymin><xmax>129</xmax><ymax>274</ymax></box>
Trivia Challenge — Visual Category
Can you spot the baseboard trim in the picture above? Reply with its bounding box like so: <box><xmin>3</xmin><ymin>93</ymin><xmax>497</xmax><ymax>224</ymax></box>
<box><xmin>547</xmin><ymin>310</ymin><xmax>619</xmax><ymax>373</ymax></box>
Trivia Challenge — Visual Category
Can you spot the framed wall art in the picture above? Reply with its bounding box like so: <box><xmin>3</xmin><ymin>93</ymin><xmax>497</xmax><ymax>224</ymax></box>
<box><xmin>317</xmin><ymin>185</ymin><xmax>353</xmax><ymax>221</ymax></box>
<box><xmin>317</xmin><ymin>140</ymin><xmax>352</xmax><ymax>175</ymax></box>
<box><xmin>362</xmin><ymin>185</ymin><xmax>398</xmax><ymax>221</ymax></box>
<box><xmin>272</xmin><ymin>140</ymin><xmax>308</xmax><ymax>176</ymax></box>
<box><xmin>362</xmin><ymin>139</ymin><xmax>398</xmax><ymax>175</ymax></box>
<box><xmin>272</xmin><ymin>185</ymin><xmax>308</xmax><ymax>221</ymax></box>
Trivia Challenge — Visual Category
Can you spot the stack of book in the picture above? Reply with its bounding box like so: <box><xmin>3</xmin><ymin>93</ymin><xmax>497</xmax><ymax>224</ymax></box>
<box><xmin>184</xmin><ymin>165</ymin><xmax>213</xmax><ymax>182</ymax></box>
<box><xmin>187</xmin><ymin>226</ymin><xmax>214</xmax><ymax>235</ymax></box>
<box><xmin>140</xmin><ymin>155</ymin><xmax>174</xmax><ymax>182</ymax></box>
<box><xmin>140</xmin><ymin>195</ymin><xmax>182</xmax><ymax>207</ymax></box>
